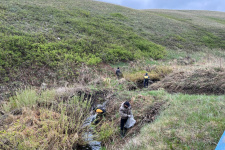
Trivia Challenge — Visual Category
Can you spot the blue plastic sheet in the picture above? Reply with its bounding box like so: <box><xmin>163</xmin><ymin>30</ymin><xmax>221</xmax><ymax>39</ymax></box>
<box><xmin>215</xmin><ymin>131</ymin><xmax>225</xmax><ymax>150</ymax></box>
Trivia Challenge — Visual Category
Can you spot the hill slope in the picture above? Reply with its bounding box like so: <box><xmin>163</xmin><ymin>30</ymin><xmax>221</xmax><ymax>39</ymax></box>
<box><xmin>0</xmin><ymin>1</ymin><xmax>225</xmax><ymax>149</ymax></box>
<box><xmin>0</xmin><ymin>0</ymin><xmax>225</xmax><ymax>84</ymax></box>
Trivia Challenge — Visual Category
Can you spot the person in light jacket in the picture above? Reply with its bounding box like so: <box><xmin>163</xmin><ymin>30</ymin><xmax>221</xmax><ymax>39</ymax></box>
<box><xmin>119</xmin><ymin>101</ymin><xmax>132</xmax><ymax>137</ymax></box>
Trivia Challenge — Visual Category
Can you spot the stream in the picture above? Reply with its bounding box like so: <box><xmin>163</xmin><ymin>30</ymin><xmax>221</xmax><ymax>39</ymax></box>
<box><xmin>80</xmin><ymin>101</ymin><xmax>108</xmax><ymax>150</ymax></box>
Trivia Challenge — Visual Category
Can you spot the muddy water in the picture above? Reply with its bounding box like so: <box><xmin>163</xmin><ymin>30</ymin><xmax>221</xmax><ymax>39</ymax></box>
<box><xmin>81</xmin><ymin>114</ymin><xmax>101</xmax><ymax>150</ymax></box>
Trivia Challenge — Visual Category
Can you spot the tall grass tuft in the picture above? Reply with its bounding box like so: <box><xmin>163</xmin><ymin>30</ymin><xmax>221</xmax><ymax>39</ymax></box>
<box><xmin>2</xmin><ymin>88</ymin><xmax>37</xmax><ymax>112</ymax></box>
<box><xmin>0</xmin><ymin>88</ymin><xmax>92</xmax><ymax>149</ymax></box>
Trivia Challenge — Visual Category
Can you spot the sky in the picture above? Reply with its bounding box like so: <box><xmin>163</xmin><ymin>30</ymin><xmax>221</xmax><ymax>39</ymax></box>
<box><xmin>96</xmin><ymin>0</ymin><xmax>225</xmax><ymax>12</ymax></box>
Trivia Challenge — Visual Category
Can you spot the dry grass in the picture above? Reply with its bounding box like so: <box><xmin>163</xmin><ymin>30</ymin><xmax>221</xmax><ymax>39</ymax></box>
<box><xmin>123</xmin><ymin>66</ymin><xmax>173</xmax><ymax>82</ymax></box>
<box><xmin>0</xmin><ymin>88</ymin><xmax>91</xmax><ymax>149</ymax></box>
<box><xmin>167</xmin><ymin>49</ymin><xmax>225</xmax><ymax>72</ymax></box>
<box><xmin>0</xmin><ymin>108</ymin><xmax>74</xmax><ymax>149</ymax></box>
<box><xmin>151</xmin><ymin>53</ymin><xmax>225</xmax><ymax>95</ymax></box>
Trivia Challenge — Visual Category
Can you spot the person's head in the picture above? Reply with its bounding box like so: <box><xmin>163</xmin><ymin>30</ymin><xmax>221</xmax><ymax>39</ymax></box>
<box><xmin>145</xmin><ymin>73</ymin><xmax>148</xmax><ymax>75</ymax></box>
<box><xmin>124</xmin><ymin>101</ymin><xmax>130</xmax><ymax>108</ymax></box>
<box><xmin>117</xmin><ymin>67</ymin><xmax>119</xmax><ymax>69</ymax></box>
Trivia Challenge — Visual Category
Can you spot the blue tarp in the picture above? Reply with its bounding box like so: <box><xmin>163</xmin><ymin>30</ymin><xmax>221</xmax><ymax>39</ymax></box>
<box><xmin>216</xmin><ymin>131</ymin><xmax>225</xmax><ymax>150</ymax></box>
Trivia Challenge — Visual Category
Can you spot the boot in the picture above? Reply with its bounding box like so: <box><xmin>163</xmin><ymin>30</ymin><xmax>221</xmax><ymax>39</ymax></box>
<box><xmin>120</xmin><ymin>130</ymin><xmax>124</xmax><ymax>137</ymax></box>
<box><xmin>123</xmin><ymin>128</ymin><xmax>127</xmax><ymax>136</ymax></box>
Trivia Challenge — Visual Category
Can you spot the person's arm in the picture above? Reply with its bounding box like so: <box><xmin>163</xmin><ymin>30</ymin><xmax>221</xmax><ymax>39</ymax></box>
<box><xmin>119</xmin><ymin>108</ymin><xmax>128</xmax><ymax>118</ymax></box>
<box><xmin>128</xmin><ymin>109</ymin><xmax>132</xmax><ymax>116</ymax></box>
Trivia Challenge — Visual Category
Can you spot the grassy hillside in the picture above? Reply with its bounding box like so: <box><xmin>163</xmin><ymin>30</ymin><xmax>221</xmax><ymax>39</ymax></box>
<box><xmin>1</xmin><ymin>1</ymin><xmax>225</xmax><ymax>149</ymax></box>
<box><xmin>0</xmin><ymin>0</ymin><xmax>225</xmax><ymax>85</ymax></box>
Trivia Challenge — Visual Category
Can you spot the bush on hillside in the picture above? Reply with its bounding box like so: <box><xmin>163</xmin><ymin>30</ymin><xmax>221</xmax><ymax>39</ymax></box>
<box><xmin>124</xmin><ymin>66</ymin><xmax>173</xmax><ymax>82</ymax></box>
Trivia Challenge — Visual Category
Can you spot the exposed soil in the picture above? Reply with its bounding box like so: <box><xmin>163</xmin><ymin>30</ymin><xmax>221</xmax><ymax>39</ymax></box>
<box><xmin>141</xmin><ymin>101</ymin><xmax>165</xmax><ymax>123</ymax></box>
<box><xmin>0</xmin><ymin>63</ymin><xmax>113</xmax><ymax>102</ymax></box>
<box><xmin>136</xmin><ymin>79</ymin><xmax>156</xmax><ymax>89</ymax></box>
<box><xmin>55</xmin><ymin>87</ymin><xmax>112</xmax><ymax>110</ymax></box>
<box><xmin>150</xmin><ymin>68</ymin><xmax>225</xmax><ymax>95</ymax></box>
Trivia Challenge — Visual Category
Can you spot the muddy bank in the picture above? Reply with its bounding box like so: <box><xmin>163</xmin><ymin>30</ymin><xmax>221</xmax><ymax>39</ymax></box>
<box><xmin>55</xmin><ymin>87</ymin><xmax>113</xmax><ymax>109</ymax></box>
<box><xmin>150</xmin><ymin>68</ymin><xmax>225</xmax><ymax>95</ymax></box>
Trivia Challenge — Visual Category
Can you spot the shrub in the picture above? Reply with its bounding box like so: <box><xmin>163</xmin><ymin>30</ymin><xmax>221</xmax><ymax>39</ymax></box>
<box><xmin>133</xmin><ymin>38</ymin><xmax>166</xmax><ymax>59</ymax></box>
<box><xmin>103</xmin><ymin>45</ymin><xmax>134</xmax><ymax>63</ymax></box>
<box><xmin>94</xmin><ymin>121</ymin><xmax>116</xmax><ymax>143</ymax></box>
<box><xmin>124</xmin><ymin>66</ymin><xmax>172</xmax><ymax>82</ymax></box>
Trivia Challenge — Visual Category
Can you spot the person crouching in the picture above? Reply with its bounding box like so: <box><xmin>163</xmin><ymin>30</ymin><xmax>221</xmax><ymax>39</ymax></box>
<box><xmin>92</xmin><ymin>107</ymin><xmax>106</xmax><ymax>125</ymax></box>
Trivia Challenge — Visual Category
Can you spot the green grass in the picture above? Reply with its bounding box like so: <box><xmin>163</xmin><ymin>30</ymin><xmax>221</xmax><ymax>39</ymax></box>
<box><xmin>206</xmin><ymin>17</ymin><xmax>225</xmax><ymax>25</ymax></box>
<box><xmin>2</xmin><ymin>89</ymin><xmax>38</xmax><ymax>112</ymax></box>
<box><xmin>2</xmin><ymin>89</ymin><xmax>56</xmax><ymax>112</ymax></box>
<box><xmin>124</xmin><ymin>90</ymin><xmax>225</xmax><ymax>150</ymax></box>
<box><xmin>165</xmin><ymin>49</ymin><xmax>206</xmax><ymax>61</ymax></box>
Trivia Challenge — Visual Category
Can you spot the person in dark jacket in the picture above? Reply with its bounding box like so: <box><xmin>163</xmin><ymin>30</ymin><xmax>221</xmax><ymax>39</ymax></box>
<box><xmin>116</xmin><ymin>67</ymin><xmax>122</xmax><ymax>79</ymax></box>
<box><xmin>119</xmin><ymin>101</ymin><xmax>132</xmax><ymax>137</ymax></box>
<box><xmin>144</xmin><ymin>73</ymin><xmax>150</xmax><ymax>88</ymax></box>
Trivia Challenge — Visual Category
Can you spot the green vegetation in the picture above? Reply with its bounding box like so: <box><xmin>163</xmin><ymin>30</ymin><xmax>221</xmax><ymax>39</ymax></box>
<box><xmin>0</xmin><ymin>0</ymin><xmax>225</xmax><ymax>84</ymax></box>
<box><xmin>124</xmin><ymin>90</ymin><xmax>225</xmax><ymax>150</ymax></box>
<box><xmin>0</xmin><ymin>0</ymin><xmax>225</xmax><ymax>149</ymax></box>
<box><xmin>1</xmin><ymin>72</ymin><xmax>225</xmax><ymax>149</ymax></box>
<box><xmin>0</xmin><ymin>0</ymin><xmax>166</xmax><ymax>83</ymax></box>
<box><xmin>124</xmin><ymin>66</ymin><xmax>173</xmax><ymax>82</ymax></box>
<box><xmin>2</xmin><ymin>89</ymin><xmax>55</xmax><ymax>112</ymax></box>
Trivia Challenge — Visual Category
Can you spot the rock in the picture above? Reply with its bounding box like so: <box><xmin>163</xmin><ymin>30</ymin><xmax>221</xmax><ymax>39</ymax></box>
<box><xmin>41</xmin><ymin>83</ymin><xmax>47</xmax><ymax>90</ymax></box>
<box><xmin>25</xmin><ymin>119</ymin><xmax>33</xmax><ymax>126</ymax></box>
<box><xmin>0</xmin><ymin>110</ymin><xmax>5</xmax><ymax>115</ymax></box>
<box><xmin>0</xmin><ymin>115</ymin><xmax>13</xmax><ymax>127</ymax></box>
<box><xmin>11</xmin><ymin>108</ymin><xmax>22</xmax><ymax>115</ymax></box>
<box><xmin>118</xmin><ymin>78</ymin><xmax>126</xmax><ymax>84</ymax></box>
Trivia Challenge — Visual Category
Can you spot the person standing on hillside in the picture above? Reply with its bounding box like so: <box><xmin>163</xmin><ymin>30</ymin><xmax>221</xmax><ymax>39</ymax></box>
<box><xmin>144</xmin><ymin>73</ymin><xmax>150</xmax><ymax>88</ymax></box>
<box><xmin>119</xmin><ymin>101</ymin><xmax>132</xmax><ymax>137</ymax></box>
<box><xmin>116</xmin><ymin>67</ymin><xmax>122</xmax><ymax>79</ymax></box>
